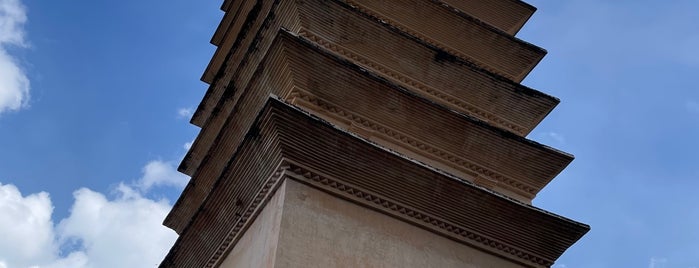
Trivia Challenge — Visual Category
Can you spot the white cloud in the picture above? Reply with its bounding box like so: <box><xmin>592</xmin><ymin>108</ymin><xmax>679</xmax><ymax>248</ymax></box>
<box><xmin>0</xmin><ymin>0</ymin><xmax>26</xmax><ymax>45</ymax></box>
<box><xmin>136</xmin><ymin>160</ymin><xmax>189</xmax><ymax>192</ymax></box>
<box><xmin>0</xmin><ymin>183</ymin><xmax>56</xmax><ymax>267</ymax></box>
<box><xmin>0</xmin><ymin>0</ymin><xmax>30</xmax><ymax>115</ymax></box>
<box><xmin>0</xmin><ymin>150</ymin><xmax>191</xmax><ymax>268</ymax></box>
<box><xmin>40</xmin><ymin>252</ymin><xmax>88</xmax><ymax>268</ymax></box>
<box><xmin>134</xmin><ymin>141</ymin><xmax>192</xmax><ymax>192</ymax></box>
<box><xmin>54</xmin><ymin>186</ymin><xmax>177</xmax><ymax>268</ymax></box>
<box><xmin>0</xmin><ymin>182</ymin><xmax>178</xmax><ymax>268</ymax></box>
<box><xmin>177</xmin><ymin>107</ymin><xmax>193</xmax><ymax>119</ymax></box>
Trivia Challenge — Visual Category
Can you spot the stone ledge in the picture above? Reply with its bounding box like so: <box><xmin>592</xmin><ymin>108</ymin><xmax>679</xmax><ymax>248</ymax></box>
<box><xmin>179</xmin><ymin>31</ymin><xmax>571</xmax><ymax>215</ymax></box>
<box><xmin>162</xmin><ymin>98</ymin><xmax>589</xmax><ymax>267</ymax></box>
<box><xmin>193</xmin><ymin>0</ymin><xmax>549</xmax><ymax>128</ymax></box>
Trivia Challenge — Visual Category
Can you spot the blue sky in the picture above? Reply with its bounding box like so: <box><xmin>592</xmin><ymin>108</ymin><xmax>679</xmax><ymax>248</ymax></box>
<box><xmin>0</xmin><ymin>0</ymin><xmax>697</xmax><ymax>267</ymax></box>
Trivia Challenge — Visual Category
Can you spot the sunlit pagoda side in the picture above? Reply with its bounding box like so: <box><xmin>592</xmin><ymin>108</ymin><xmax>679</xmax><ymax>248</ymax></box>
<box><xmin>160</xmin><ymin>0</ymin><xmax>589</xmax><ymax>267</ymax></box>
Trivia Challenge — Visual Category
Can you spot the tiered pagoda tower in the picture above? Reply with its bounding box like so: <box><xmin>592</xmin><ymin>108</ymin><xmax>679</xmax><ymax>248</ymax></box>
<box><xmin>161</xmin><ymin>0</ymin><xmax>589</xmax><ymax>267</ymax></box>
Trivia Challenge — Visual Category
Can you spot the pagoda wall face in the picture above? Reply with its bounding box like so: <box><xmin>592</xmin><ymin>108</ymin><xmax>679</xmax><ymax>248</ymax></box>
<box><xmin>275</xmin><ymin>180</ymin><xmax>526</xmax><ymax>268</ymax></box>
<box><xmin>218</xmin><ymin>181</ymin><xmax>285</xmax><ymax>268</ymax></box>
<box><xmin>219</xmin><ymin>179</ymin><xmax>526</xmax><ymax>268</ymax></box>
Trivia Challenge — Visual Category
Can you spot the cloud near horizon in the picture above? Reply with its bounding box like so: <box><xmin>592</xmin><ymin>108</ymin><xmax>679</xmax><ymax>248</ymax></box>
<box><xmin>0</xmin><ymin>0</ymin><xmax>30</xmax><ymax>115</ymax></box>
<box><xmin>137</xmin><ymin>160</ymin><xmax>189</xmax><ymax>192</ymax></box>
<box><xmin>0</xmin><ymin>152</ymin><xmax>190</xmax><ymax>268</ymax></box>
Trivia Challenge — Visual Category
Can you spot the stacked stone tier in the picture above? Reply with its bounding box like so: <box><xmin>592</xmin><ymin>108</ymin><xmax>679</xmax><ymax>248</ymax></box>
<box><xmin>216</xmin><ymin>0</ymin><xmax>536</xmax><ymax>37</ymax></box>
<box><xmin>437</xmin><ymin>0</ymin><xmax>536</xmax><ymax>35</ymax></box>
<box><xmin>183</xmin><ymin>0</ymin><xmax>560</xmax><ymax>185</ymax></box>
<box><xmin>165</xmin><ymin>1</ymin><xmax>589</xmax><ymax>267</ymax></box>
<box><xmin>171</xmin><ymin>31</ymin><xmax>571</xmax><ymax>235</ymax></box>
<box><xmin>192</xmin><ymin>0</ymin><xmax>550</xmax><ymax>133</ymax></box>
<box><xmin>162</xmin><ymin>99</ymin><xmax>589</xmax><ymax>268</ymax></box>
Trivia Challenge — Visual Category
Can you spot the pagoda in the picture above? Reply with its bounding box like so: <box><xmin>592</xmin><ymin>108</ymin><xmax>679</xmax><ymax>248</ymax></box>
<box><xmin>160</xmin><ymin>0</ymin><xmax>589</xmax><ymax>267</ymax></box>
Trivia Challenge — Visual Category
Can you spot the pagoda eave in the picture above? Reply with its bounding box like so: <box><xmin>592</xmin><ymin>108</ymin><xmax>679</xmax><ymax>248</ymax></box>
<box><xmin>439</xmin><ymin>0</ymin><xmax>536</xmax><ymax>35</ymax></box>
<box><xmin>193</xmin><ymin>0</ymin><xmax>548</xmax><ymax>128</ymax></box>
<box><xmin>162</xmin><ymin>98</ymin><xmax>589</xmax><ymax>268</ymax></box>
<box><xmin>179</xmin><ymin>31</ymin><xmax>572</xmax><ymax>219</ymax></box>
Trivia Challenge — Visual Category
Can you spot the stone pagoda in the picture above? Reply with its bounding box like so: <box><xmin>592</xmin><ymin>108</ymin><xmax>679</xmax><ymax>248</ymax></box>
<box><xmin>160</xmin><ymin>0</ymin><xmax>589</xmax><ymax>267</ymax></box>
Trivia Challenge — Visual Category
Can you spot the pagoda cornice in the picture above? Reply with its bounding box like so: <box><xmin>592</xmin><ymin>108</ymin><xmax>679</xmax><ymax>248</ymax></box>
<box><xmin>338</xmin><ymin>0</ymin><xmax>545</xmax><ymax>81</ymax></box>
<box><xmin>437</xmin><ymin>0</ymin><xmax>536</xmax><ymax>35</ymax></box>
<box><xmin>273</xmin><ymin>32</ymin><xmax>571</xmax><ymax>199</ymax></box>
<box><xmin>294</xmin><ymin>28</ymin><xmax>555</xmax><ymax>136</ymax></box>
<box><xmin>161</xmin><ymin>99</ymin><xmax>589</xmax><ymax>268</ymax></box>
<box><xmin>285</xmin><ymin>86</ymin><xmax>543</xmax><ymax>197</ymax></box>
<box><xmin>192</xmin><ymin>0</ymin><xmax>550</xmax><ymax>130</ymax></box>
<box><xmin>212</xmin><ymin>0</ymin><xmax>536</xmax><ymax>44</ymax></box>
<box><xmin>175</xmin><ymin>31</ymin><xmax>571</xmax><ymax>229</ymax></box>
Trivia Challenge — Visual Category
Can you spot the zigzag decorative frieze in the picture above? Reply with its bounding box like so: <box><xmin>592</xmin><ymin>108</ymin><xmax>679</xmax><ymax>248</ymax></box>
<box><xmin>206</xmin><ymin>163</ymin><xmax>290</xmax><ymax>268</ymax></box>
<box><xmin>297</xmin><ymin>29</ymin><xmax>527</xmax><ymax>135</ymax></box>
<box><xmin>286</xmin><ymin>88</ymin><xmax>537</xmax><ymax>196</ymax></box>
<box><xmin>341</xmin><ymin>0</ymin><xmax>512</xmax><ymax>81</ymax></box>
<box><xmin>283</xmin><ymin>161</ymin><xmax>552</xmax><ymax>267</ymax></box>
<box><xmin>204</xmin><ymin>159</ymin><xmax>552</xmax><ymax>267</ymax></box>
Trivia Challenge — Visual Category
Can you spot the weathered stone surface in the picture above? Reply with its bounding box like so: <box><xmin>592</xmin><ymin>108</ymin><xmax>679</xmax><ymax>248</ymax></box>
<box><xmin>337</xmin><ymin>0</ymin><xmax>545</xmax><ymax>81</ymax></box>
<box><xmin>218</xmin><ymin>180</ymin><xmax>285</xmax><ymax>268</ymax></box>
<box><xmin>163</xmin><ymin>0</ymin><xmax>590</xmax><ymax>267</ymax></box>
<box><xmin>439</xmin><ymin>0</ymin><xmax>536</xmax><ymax>35</ymax></box>
<box><xmin>220</xmin><ymin>179</ymin><xmax>529</xmax><ymax>268</ymax></box>
<box><xmin>168</xmin><ymin>31</ymin><xmax>570</xmax><ymax>233</ymax></box>
<box><xmin>160</xmin><ymin>99</ymin><xmax>589</xmax><ymax>268</ymax></box>
<box><xmin>192</xmin><ymin>0</ymin><xmax>548</xmax><ymax>129</ymax></box>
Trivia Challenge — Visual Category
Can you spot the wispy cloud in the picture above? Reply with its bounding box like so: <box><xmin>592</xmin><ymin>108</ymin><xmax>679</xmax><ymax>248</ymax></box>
<box><xmin>0</xmin><ymin>0</ymin><xmax>30</xmax><ymax>115</ymax></box>
<box><xmin>537</xmin><ymin>131</ymin><xmax>566</xmax><ymax>145</ymax></box>
<box><xmin>649</xmin><ymin>257</ymin><xmax>667</xmax><ymax>268</ymax></box>
<box><xmin>686</xmin><ymin>100</ymin><xmax>699</xmax><ymax>114</ymax></box>
<box><xmin>183</xmin><ymin>140</ymin><xmax>193</xmax><ymax>151</ymax></box>
<box><xmin>134</xmin><ymin>141</ymin><xmax>192</xmax><ymax>192</ymax></box>
<box><xmin>177</xmin><ymin>107</ymin><xmax>193</xmax><ymax>119</ymax></box>
<box><xmin>136</xmin><ymin>160</ymin><xmax>188</xmax><ymax>192</ymax></box>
